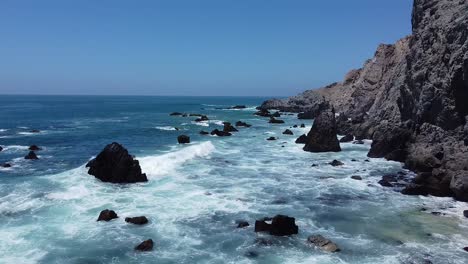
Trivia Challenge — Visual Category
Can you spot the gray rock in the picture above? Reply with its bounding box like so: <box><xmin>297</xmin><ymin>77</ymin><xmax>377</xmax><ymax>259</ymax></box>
<box><xmin>177</xmin><ymin>135</ymin><xmax>190</xmax><ymax>144</ymax></box>
<box><xmin>307</xmin><ymin>235</ymin><xmax>340</xmax><ymax>252</ymax></box>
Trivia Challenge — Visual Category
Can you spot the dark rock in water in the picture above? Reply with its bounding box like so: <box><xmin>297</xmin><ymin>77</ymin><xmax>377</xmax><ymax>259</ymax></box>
<box><xmin>295</xmin><ymin>134</ymin><xmax>309</xmax><ymax>144</ymax></box>
<box><xmin>307</xmin><ymin>235</ymin><xmax>340</xmax><ymax>252</ymax></box>
<box><xmin>266</xmin><ymin>137</ymin><xmax>277</xmax><ymax>141</ymax></box>
<box><xmin>254</xmin><ymin>109</ymin><xmax>271</xmax><ymax>117</ymax></box>
<box><xmin>351</xmin><ymin>176</ymin><xmax>362</xmax><ymax>180</ymax></box>
<box><xmin>368</xmin><ymin>126</ymin><xmax>411</xmax><ymax>162</ymax></box>
<box><xmin>236</xmin><ymin>220</ymin><xmax>249</xmax><ymax>228</ymax></box>
<box><xmin>463</xmin><ymin>247</ymin><xmax>468</xmax><ymax>252</ymax></box>
<box><xmin>269</xmin><ymin>117</ymin><xmax>285</xmax><ymax>124</ymax></box>
<box><xmin>254</xmin><ymin>220</ymin><xmax>271</xmax><ymax>232</ymax></box>
<box><xmin>235</xmin><ymin>121</ymin><xmax>252</xmax><ymax>127</ymax></box>
<box><xmin>125</xmin><ymin>216</ymin><xmax>149</xmax><ymax>225</ymax></box>
<box><xmin>311</xmin><ymin>164</ymin><xmax>318</xmax><ymax>167</ymax></box>
<box><xmin>244</xmin><ymin>251</ymin><xmax>259</xmax><ymax>258</ymax></box>
<box><xmin>30</xmin><ymin>129</ymin><xmax>40</xmax><ymax>133</ymax></box>
<box><xmin>254</xmin><ymin>215</ymin><xmax>298</xmax><ymax>236</ymax></box>
<box><xmin>282</xmin><ymin>129</ymin><xmax>294</xmax><ymax>135</ymax></box>
<box><xmin>231</xmin><ymin>105</ymin><xmax>246</xmax><ymax>109</ymax></box>
<box><xmin>270</xmin><ymin>215</ymin><xmax>298</xmax><ymax>236</ymax></box>
<box><xmin>223</xmin><ymin>122</ymin><xmax>238</xmax><ymax>132</ymax></box>
<box><xmin>0</xmin><ymin>146</ymin><xmax>2</xmax><ymax>152</ymax></box>
<box><xmin>211</xmin><ymin>129</ymin><xmax>232</xmax><ymax>137</ymax></box>
<box><xmin>189</xmin><ymin>113</ymin><xmax>203</xmax><ymax>117</ymax></box>
<box><xmin>340</xmin><ymin>134</ymin><xmax>354</xmax><ymax>143</ymax></box>
<box><xmin>200</xmin><ymin>130</ymin><xmax>209</xmax><ymax>135</ymax></box>
<box><xmin>86</xmin><ymin>142</ymin><xmax>148</xmax><ymax>183</ymax></box>
<box><xmin>194</xmin><ymin>115</ymin><xmax>209</xmax><ymax>122</ymax></box>
<box><xmin>1</xmin><ymin>163</ymin><xmax>11</xmax><ymax>168</ymax></box>
<box><xmin>300</xmin><ymin>124</ymin><xmax>305</xmax><ymax>128</ymax></box>
<box><xmin>401</xmin><ymin>184</ymin><xmax>430</xmax><ymax>196</ymax></box>
<box><xmin>177</xmin><ymin>135</ymin><xmax>190</xmax><ymax>144</ymax></box>
<box><xmin>97</xmin><ymin>209</ymin><xmax>118</xmax><ymax>221</ymax></box>
<box><xmin>378</xmin><ymin>179</ymin><xmax>394</xmax><ymax>187</ymax></box>
<box><xmin>24</xmin><ymin>151</ymin><xmax>38</xmax><ymax>160</ymax></box>
<box><xmin>271</xmin><ymin>111</ymin><xmax>281</xmax><ymax>118</ymax></box>
<box><xmin>293</xmin><ymin>125</ymin><xmax>298</xmax><ymax>128</ymax></box>
<box><xmin>463</xmin><ymin>210</ymin><xmax>468</xmax><ymax>218</ymax></box>
<box><xmin>329</xmin><ymin>160</ymin><xmax>344</xmax><ymax>166</ymax></box>
<box><xmin>303</xmin><ymin>108</ymin><xmax>341</xmax><ymax>153</ymax></box>
<box><xmin>170</xmin><ymin>112</ymin><xmax>183</xmax><ymax>116</ymax></box>
<box><xmin>135</xmin><ymin>239</ymin><xmax>153</xmax><ymax>251</ymax></box>
<box><xmin>353</xmin><ymin>140</ymin><xmax>365</xmax><ymax>145</ymax></box>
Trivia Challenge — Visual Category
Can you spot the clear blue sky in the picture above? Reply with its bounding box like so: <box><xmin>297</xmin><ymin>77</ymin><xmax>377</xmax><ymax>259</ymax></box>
<box><xmin>0</xmin><ymin>0</ymin><xmax>413</xmax><ymax>96</ymax></box>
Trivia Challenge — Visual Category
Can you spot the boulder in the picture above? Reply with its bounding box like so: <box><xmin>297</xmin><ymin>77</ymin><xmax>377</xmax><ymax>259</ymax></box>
<box><xmin>200</xmin><ymin>131</ymin><xmax>209</xmax><ymax>135</ymax></box>
<box><xmin>266</xmin><ymin>137</ymin><xmax>277</xmax><ymax>141</ymax></box>
<box><xmin>135</xmin><ymin>239</ymin><xmax>153</xmax><ymax>251</ymax></box>
<box><xmin>300</xmin><ymin>124</ymin><xmax>306</xmax><ymax>128</ymax></box>
<box><xmin>269</xmin><ymin>117</ymin><xmax>285</xmax><ymax>124</ymax></box>
<box><xmin>463</xmin><ymin>210</ymin><xmax>468</xmax><ymax>218</ymax></box>
<box><xmin>271</xmin><ymin>111</ymin><xmax>281</xmax><ymax>118</ymax></box>
<box><xmin>0</xmin><ymin>146</ymin><xmax>2</xmax><ymax>152</ymax></box>
<box><xmin>351</xmin><ymin>176</ymin><xmax>363</xmax><ymax>180</ymax></box>
<box><xmin>307</xmin><ymin>235</ymin><xmax>340</xmax><ymax>252</ymax></box>
<box><xmin>282</xmin><ymin>129</ymin><xmax>294</xmax><ymax>135</ymax></box>
<box><xmin>86</xmin><ymin>142</ymin><xmax>148</xmax><ymax>183</ymax></box>
<box><xmin>254</xmin><ymin>109</ymin><xmax>271</xmax><ymax>117</ymax></box>
<box><xmin>125</xmin><ymin>216</ymin><xmax>149</xmax><ymax>225</ymax></box>
<box><xmin>236</xmin><ymin>220</ymin><xmax>249</xmax><ymax>228</ymax></box>
<box><xmin>231</xmin><ymin>105</ymin><xmax>246</xmax><ymax>109</ymax></box>
<box><xmin>24</xmin><ymin>151</ymin><xmax>38</xmax><ymax>160</ymax></box>
<box><xmin>329</xmin><ymin>160</ymin><xmax>344</xmax><ymax>166</ymax></box>
<box><xmin>235</xmin><ymin>121</ymin><xmax>252</xmax><ymax>127</ymax></box>
<box><xmin>194</xmin><ymin>115</ymin><xmax>209</xmax><ymax>122</ymax></box>
<box><xmin>303</xmin><ymin>108</ymin><xmax>341</xmax><ymax>153</ymax></box>
<box><xmin>169</xmin><ymin>112</ymin><xmax>183</xmax><ymax>116</ymax></box>
<box><xmin>223</xmin><ymin>122</ymin><xmax>238</xmax><ymax>132</ymax></box>
<box><xmin>255</xmin><ymin>215</ymin><xmax>298</xmax><ymax>236</ymax></box>
<box><xmin>30</xmin><ymin>129</ymin><xmax>40</xmax><ymax>133</ymax></box>
<box><xmin>1</xmin><ymin>163</ymin><xmax>11</xmax><ymax>168</ymax></box>
<box><xmin>353</xmin><ymin>140</ymin><xmax>365</xmax><ymax>145</ymax></box>
<box><xmin>97</xmin><ymin>209</ymin><xmax>118</xmax><ymax>221</ymax></box>
<box><xmin>295</xmin><ymin>134</ymin><xmax>309</xmax><ymax>144</ymax></box>
<box><xmin>339</xmin><ymin>134</ymin><xmax>354</xmax><ymax>143</ymax></box>
<box><xmin>293</xmin><ymin>125</ymin><xmax>298</xmax><ymax>128</ymax></box>
<box><xmin>211</xmin><ymin>129</ymin><xmax>232</xmax><ymax>137</ymax></box>
<box><xmin>177</xmin><ymin>135</ymin><xmax>190</xmax><ymax>144</ymax></box>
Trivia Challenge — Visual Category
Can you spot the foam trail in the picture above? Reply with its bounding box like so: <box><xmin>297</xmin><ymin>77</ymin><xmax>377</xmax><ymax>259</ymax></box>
<box><xmin>139</xmin><ymin>141</ymin><xmax>215</xmax><ymax>177</ymax></box>
<box><xmin>155</xmin><ymin>126</ymin><xmax>178</xmax><ymax>131</ymax></box>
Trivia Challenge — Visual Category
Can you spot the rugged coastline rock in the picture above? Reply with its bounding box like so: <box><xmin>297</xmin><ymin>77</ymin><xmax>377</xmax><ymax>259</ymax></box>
<box><xmin>269</xmin><ymin>117</ymin><xmax>285</xmax><ymax>124</ymax></box>
<box><xmin>260</xmin><ymin>0</ymin><xmax>468</xmax><ymax>201</ymax></box>
<box><xmin>295</xmin><ymin>134</ymin><xmax>309</xmax><ymax>144</ymax></box>
<box><xmin>125</xmin><ymin>216</ymin><xmax>149</xmax><ymax>225</ymax></box>
<box><xmin>254</xmin><ymin>215</ymin><xmax>299</xmax><ymax>236</ymax></box>
<box><xmin>211</xmin><ymin>129</ymin><xmax>232</xmax><ymax>137</ymax></box>
<box><xmin>97</xmin><ymin>209</ymin><xmax>118</xmax><ymax>221</ymax></box>
<box><xmin>223</xmin><ymin>122</ymin><xmax>238</xmax><ymax>132</ymax></box>
<box><xmin>86</xmin><ymin>142</ymin><xmax>148</xmax><ymax>183</ymax></box>
<box><xmin>235</xmin><ymin>121</ymin><xmax>252</xmax><ymax>127</ymax></box>
<box><xmin>307</xmin><ymin>235</ymin><xmax>340</xmax><ymax>252</ymax></box>
<box><xmin>177</xmin><ymin>135</ymin><xmax>190</xmax><ymax>144</ymax></box>
<box><xmin>283</xmin><ymin>129</ymin><xmax>294</xmax><ymax>135</ymax></box>
<box><xmin>24</xmin><ymin>151</ymin><xmax>38</xmax><ymax>160</ymax></box>
<box><xmin>303</xmin><ymin>108</ymin><xmax>341</xmax><ymax>152</ymax></box>
<box><xmin>135</xmin><ymin>239</ymin><xmax>153</xmax><ymax>251</ymax></box>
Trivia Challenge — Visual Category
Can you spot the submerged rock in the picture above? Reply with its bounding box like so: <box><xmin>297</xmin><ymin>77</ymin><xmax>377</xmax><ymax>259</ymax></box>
<box><xmin>269</xmin><ymin>117</ymin><xmax>285</xmax><ymax>124</ymax></box>
<box><xmin>194</xmin><ymin>115</ymin><xmax>209</xmax><ymax>122</ymax></box>
<box><xmin>223</xmin><ymin>122</ymin><xmax>238</xmax><ymax>132</ymax></box>
<box><xmin>463</xmin><ymin>210</ymin><xmax>468</xmax><ymax>218</ymax></box>
<box><xmin>266</xmin><ymin>137</ymin><xmax>277</xmax><ymax>141</ymax></box>
<box><xmin>30</xmin><ymin>129</ymin><xmax>40</xmax><ymax>133</ymax></box>
<box><xmin>300</xmin><ymin>124</ymin><xmax>306</xmax><ymax>128</ymax></box>
<box><xmin>339</xmin><ymin>134</ymin><xmax>354</xmax><ymax>143</ymax></box>
<box><xmin>24</xmin><ymin>151</ymin><xmax>38</xmax><ymax>160</ymax></box>
<box><xmin>271</xmin><ymin>111</ymin><xmax>281</xmax><ymax>118</ymax></box>
<box><xmin>0</xmin><ymin>146</ymin><xmax>2</xmax><ymax>152</ymax></box>
<box><xmin>231</xmin><ymin>105</ymin><xmax>246</xmax><ymax>109</ymax></box>
<box><xmin>1</xmin><ymin>163</ymin><xmax>11</xmax><ymax>168</ymax></box>
<box><xmin>97</xmin><ymin>209</ymin><xmax>118</xmax><ymax>221</ymax></box>
<box><xmin>235</xmin><ymin>121</ymin><xmax>252</xmax><ymax>127</ymax></box>
<box><xmin>254</xmin><ymin>215</ymin><xmax>298</xmax><ymax>236</ymax></box>
<box><xmin>199</xmin><ymin>130</ymin><xmax>209</xmax><ymax>135</ymax></box>
<box><xmin>282</xmin><ymin>129</ymin><xmax>294</xmax><ymax>135</ymax></box>
<box><xmin>210</xmin><ymin>129</ymin><xmax>232</xmax><ymax>137</ymax></box>
<box><xmin>86</xmin><ymin>142</ymin><xmax>148</xmax><ymax>183</ymax></box>
<box><xmin>254</xmin><ymin>109</ymin><xmax>271</xmax><ymax>117</ymax></box>
<box><xmin>177</xmin><ymin>135</ymin><xmax>190</xmax><ymax>144</ymax></box>
<box><xmin>303</xmin><ymin>108</ymin><xmax>341</xmax><ymax>153</ymax></box>
<box><xmin>351</xmin><ymin>175</ymin><xmax>363</xmax><ymax>180</ymax></box>
<box><xmin>236</xmin><ymin>220</ymin><xmax>250</xmax><ymax>228</ymax></box>
<box><xmin>135</xmin><ymin>239</ymin><xmax>153</xmax><ymax>251</ymax></box>
<box><xmin>125</xmin><ymin>216</ymin><xmax>149</xmax><ymax>225</ymax></box>
<box><xmin>329</xmin><ymin>160</ymin><xmax>344</xmax><ymax>166</ymax></box>
<box><xmin>169</xmin><ymin>112</ymin><xmax>183</xmax><ymax>116</ymax></box>
<box><xmin>307</xmin><ymin>235</ymin><xmax>340</xmax><ymax>252</ymax></box>
<box><xmin>295</xmin><ymin>134</ymin><xmax>309</xmax><ymax>144</ymax></box>
<box><xmin>353</xmin><ymin>140</ymin><xmax>365</xmax><ymax>145</ymax></box>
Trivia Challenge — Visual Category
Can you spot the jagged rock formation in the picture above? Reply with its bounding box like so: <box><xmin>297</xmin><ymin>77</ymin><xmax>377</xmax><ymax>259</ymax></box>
<box><xmin>303</xmin><ymin>108</ymin><xmax>341</xmax><ymax>153</ymax></box>
<box><xmin>86</xmin><ymin>142</ymin><xmax>148</xmax><ymax>183</ymax></box>
<box><xmin>261</xmin><ymin>0</ymin><xmax>468</xmax><ymax>201</ymax></box>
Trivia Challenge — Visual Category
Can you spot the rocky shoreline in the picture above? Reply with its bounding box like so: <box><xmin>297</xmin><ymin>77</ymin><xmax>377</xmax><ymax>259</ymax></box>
<box><xmin>260</xmin><ymin>0</ymin><xmax>468</xmax><ymax>202</ymax></box>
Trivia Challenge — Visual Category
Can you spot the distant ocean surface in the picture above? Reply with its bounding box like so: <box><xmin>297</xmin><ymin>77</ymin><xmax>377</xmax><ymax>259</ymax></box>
<box><xmin>0</xmin><ymin>95</ymin><xmax>467</xmax><ymax>264</ymax></box>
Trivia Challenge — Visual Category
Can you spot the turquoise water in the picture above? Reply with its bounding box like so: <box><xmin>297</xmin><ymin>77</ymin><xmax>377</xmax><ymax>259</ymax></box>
<box><xmin>0</xmin><ymin>95</ymin><xmax>467</xmax><ymax>263</ymax></box>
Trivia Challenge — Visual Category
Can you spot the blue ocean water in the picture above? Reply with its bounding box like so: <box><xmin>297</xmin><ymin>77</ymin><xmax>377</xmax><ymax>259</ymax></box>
<box><xmin>0</xmin><ymin>95</ymin><xmax>467</xmax><ymax>264</ymax></box>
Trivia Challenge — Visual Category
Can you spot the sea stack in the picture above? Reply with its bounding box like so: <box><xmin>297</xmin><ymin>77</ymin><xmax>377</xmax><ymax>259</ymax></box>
<box><xmin>303</xmin><ymin>108</ymin><xmax>341</xmax><ymax>152</ymax></box>
<box><xmin>86</xmin><ymin>142</ymin><xmax>148</xmax><ymax>183</ymax></box>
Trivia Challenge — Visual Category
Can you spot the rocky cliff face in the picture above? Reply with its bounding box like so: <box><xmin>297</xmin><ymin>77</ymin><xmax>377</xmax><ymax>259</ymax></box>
<box><xmin>261</xmin><ymin>0</ymin><xmax>468</xmax><ymax>201</ymax></box>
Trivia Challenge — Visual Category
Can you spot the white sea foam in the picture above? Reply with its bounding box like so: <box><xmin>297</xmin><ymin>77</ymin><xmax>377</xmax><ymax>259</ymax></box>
<box><xmin>2</xmin><ymin>145</ymin><xmax>29</xmax><ymax>152</ymax></box>
<box><xmin>0</xmin><ymin>129</ymin><xmax>7</xmax><ymax>133</ymax></box>
<box><xmin>191</xmin><ymin>121</ymin><xmax>209</xmax><ymax>127</ymax></box>
<box><xmin>139</xmin><ymin>141</ymin><xmax>215</xmax><ymax>177</ymax></box>
<box><xmin>155</xmin><ymin>126</ymin><xmax>179</xmax><ymax>131</ymax></box>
